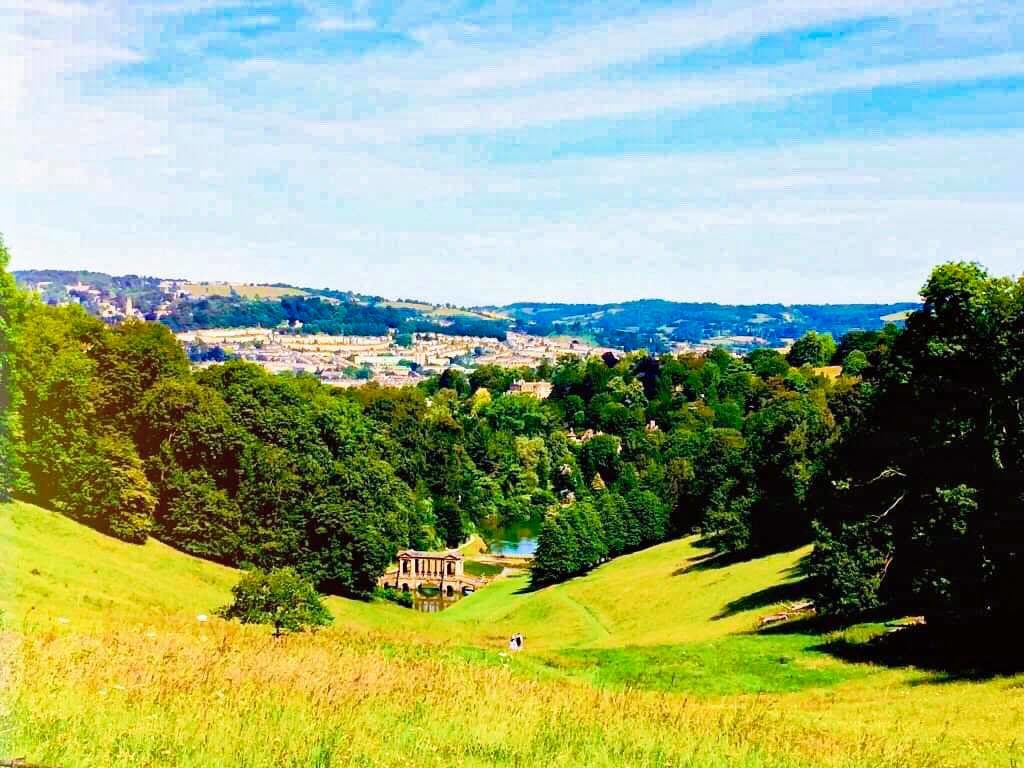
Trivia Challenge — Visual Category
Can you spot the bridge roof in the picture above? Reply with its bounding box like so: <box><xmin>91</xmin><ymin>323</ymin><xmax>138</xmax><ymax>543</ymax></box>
<box><xmin>397</xmin><ymin>549</ymin><xmax>463</xmax><ymax>560</ymax></box>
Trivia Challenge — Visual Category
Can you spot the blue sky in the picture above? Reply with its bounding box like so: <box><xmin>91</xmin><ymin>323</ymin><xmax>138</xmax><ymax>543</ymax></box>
<box><xmin>3</xmin><ymin>0</ymin><xmax>1023</xmax><ymax>305</ymax></box>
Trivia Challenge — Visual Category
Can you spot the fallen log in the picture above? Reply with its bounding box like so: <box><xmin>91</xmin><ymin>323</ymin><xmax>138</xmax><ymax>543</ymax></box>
<box><xmin>758</xmin><ymin>600</ymin><xmax>815</xmax><ymax>628</ymax></box>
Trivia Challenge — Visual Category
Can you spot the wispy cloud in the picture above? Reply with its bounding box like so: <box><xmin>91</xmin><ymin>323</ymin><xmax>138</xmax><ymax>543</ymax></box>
<box><xmin>4</xmin><ymin>0</ymin><xmax>1024</xmax><ymax>303</ymax></box>
<box><xmin>314</xmin><ymin>16</ymin><xmax>376</xmax><ymax>32</ymax></box>
<box><xmin>287</xmin><ymin>51</ymin><xmax>1024</xmax><ymax>140</ymax></box>
<box><xmin>236</xmin><ymin>14</ymin><xmax>280</xmax><ymax>28</ymax></box>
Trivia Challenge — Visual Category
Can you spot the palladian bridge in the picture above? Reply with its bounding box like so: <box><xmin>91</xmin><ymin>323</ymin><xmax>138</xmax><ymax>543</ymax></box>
<box><xmin>378</xmin><ymin>549</ymin><xmax>487</xmax><ymax>597</ymax></box>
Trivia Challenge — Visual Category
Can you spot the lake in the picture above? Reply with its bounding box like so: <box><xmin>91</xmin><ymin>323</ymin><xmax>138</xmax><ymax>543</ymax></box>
<box><xmin>408</xmin><ymin>516</ymin><xmax>539</xmax><ymax>612</ymax></box>
<box><xmin>478</xmin><ymin>515</ymin><xmax>541</xmax><ymax>557</ymax></box>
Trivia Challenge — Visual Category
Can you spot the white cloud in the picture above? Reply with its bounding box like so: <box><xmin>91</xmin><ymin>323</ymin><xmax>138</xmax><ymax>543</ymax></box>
<box><xmin>314</xmin><ymin>16</ymin><xmax>376</xmax><ymax>32</ymax></box>
<box><xmin>423</xmin><ymin>0</ymin><xmax>961</xmax><ymax>93</ymax></box>
<box><xmin>236</xmin><ymin>14</ymin><xmax>280</xmax><ymax>28</ymax></box>
<box><xmin>296</xmin><ymin>51</ymin><xmax>1024</xmax><ymax>141</ymax></box>
<box><xmin>4</xmin><ymin>0</ymin><xmax>1024</xmax><ymax>303</ymax></box>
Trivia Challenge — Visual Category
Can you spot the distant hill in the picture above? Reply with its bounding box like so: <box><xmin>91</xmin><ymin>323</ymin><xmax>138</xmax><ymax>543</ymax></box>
<box><xmin>14</xmin><ymin>269</ymin><xmax>919</xmax><ymax>351</ymax></box>
<box><xmin>492</xmin><ymin>299</ymin><xmax>921</xmax><ymax>352</ymax></box>
<box><xmin>13</xmin><ymin>270</ymin><xmax>511</xmax><ymax>340</ymax></box>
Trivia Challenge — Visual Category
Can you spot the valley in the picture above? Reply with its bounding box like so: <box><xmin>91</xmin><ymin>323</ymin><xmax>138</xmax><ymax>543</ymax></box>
<box><xmin>2</xmin><ymin>500</ymin><xmax>1021</xmax><ymax>768</ymax></box>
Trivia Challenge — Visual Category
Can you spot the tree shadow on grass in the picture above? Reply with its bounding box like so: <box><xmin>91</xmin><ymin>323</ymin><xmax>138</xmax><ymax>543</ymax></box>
<box><xmin>676</xmin><ymin>544</ymin><xmax>813</xmax><ymax>576</ymax></box>
<box><xmin>814</xmin><ymin>623</ymin><xmax>1024</xmax><ymax>681</ymax></box>
<box><xmin>712</xmin><ymin>579</ymin><xmax>809</xmax><ymax>620</ymax></box>
<box><xmin>674</xmin><ymin>548</ymin><xmax>762</xmax><ymax>574</ymax></box>
<box><xmin>758</xmin><ymin>610</ymin><xmax>1024</xmax><ymax>681</ymax></box>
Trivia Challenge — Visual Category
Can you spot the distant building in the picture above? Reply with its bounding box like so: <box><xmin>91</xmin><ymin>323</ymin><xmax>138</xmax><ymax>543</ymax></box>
<box><xmin>509</xmin><ymin>379</ymin><xmax>553</xmax><ymax>399</ymax></box>
<box><xmin>812</xmin><ymin>365</ymin><xmax>844</xmax><ymax>381</ymax></box>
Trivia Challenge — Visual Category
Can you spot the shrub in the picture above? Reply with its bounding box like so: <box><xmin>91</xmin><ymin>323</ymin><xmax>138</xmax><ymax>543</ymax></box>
<box><xmin>219</xmin><ymin>567</ymin><xmax>332</xmax><ymax>635</ymax></box>
<box><xmin>376</xmin><ymin>586</ymin><xmax>414</xmax><ymax>608</ymax></box>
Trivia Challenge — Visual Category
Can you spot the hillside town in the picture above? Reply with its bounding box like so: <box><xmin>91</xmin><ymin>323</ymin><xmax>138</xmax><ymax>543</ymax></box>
<box><xmin>176</xmin><ymin>327</ymin><xmax>620</xmax><ymax>387</ymax></box>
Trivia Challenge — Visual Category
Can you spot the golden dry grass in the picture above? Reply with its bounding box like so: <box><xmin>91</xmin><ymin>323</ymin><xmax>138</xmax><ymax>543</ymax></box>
<box><xmin>0</xmin><ymin>619</ymin><xmax>973</xmax><ymax>768</ymax></box>
<box><xmin>3</xmin><ymin>501</ymin><xmax>1023</xmax><ymax>767</ymax></box>
<box><xmin>183</xmin><ymin>283</ymin><xmax>306</xmax><ymax>299</ymax></box>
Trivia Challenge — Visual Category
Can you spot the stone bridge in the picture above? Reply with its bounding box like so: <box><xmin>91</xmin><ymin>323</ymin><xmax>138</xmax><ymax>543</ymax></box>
<box><xmin>378</xmin><ymin>549</ymin><xmax>488</xmax><ymax>597</ymax></box>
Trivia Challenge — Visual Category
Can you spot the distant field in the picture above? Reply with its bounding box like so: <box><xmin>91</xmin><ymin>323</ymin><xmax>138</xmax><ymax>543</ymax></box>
<box><xmin>3</xmin><ymin>500</ymin><xmax>1022</xmax><ymax>767</ymax></box>
<box><xmin>703</xmin><ymin>335</ymin><xmax>764</xmax><ymax>347</ymax></box>
<box><xmin>880</xmin><ymin>309</ymin><xmax>913</xmax><ymax>322</ymax></box>
<box><xmin>545</xmin><ymin>332</ymin><xmax>598</xmax><ymax>345</ymax></box>
<box><xmin>379</xmin><ymin>299</ymin><xmax>497</xmax><ymax>320</ymax></box>
<box><xmin>184</xmin><ymin>282</ymin><xmax>306</xmax><ymax>299</ymax></box>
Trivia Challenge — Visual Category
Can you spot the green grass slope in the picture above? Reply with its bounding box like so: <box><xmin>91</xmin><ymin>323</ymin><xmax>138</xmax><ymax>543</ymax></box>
<box><xmin>1</xmin><ymin>500</ymin><xmax>237</xmax><ymax>626</ymax></box>
<box><xmin>442</xmin><ymin>538</ymin><xmax>873</xmax><ymax>695</ymax></box>
<box><xmin>0</xmin><ymin>500</ymin><xmax>422</xmax><ymax>632</ymax></box>
<box><xmin>445</xmin><ymin>537</ymin><xmax>809</xmax><ymax>646</ymax></box>
<box><xmin>3</xmin><ymin>500</ymin><xmax>1024</xmax><ymax>767</ymax></box>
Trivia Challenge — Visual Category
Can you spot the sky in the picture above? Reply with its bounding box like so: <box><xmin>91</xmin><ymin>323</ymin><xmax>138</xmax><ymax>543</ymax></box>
<box><xmin>3</xmin><ymin>0</ymin><xmax>1023</xmax><ymax>306</ymax></box>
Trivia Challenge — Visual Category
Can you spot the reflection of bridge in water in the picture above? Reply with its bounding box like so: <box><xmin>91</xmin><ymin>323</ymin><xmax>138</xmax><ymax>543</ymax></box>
<box><xmin>378</xmin><ymin>549</ymin><xmax>487</xmax><ymax>597</ymax></box>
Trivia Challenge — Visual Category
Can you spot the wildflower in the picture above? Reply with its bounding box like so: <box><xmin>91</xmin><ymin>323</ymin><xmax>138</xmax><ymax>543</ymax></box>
<box><xmin>196</xmin><ymin>614</ymin><xmax>208</xmax><ymax>623</ymax></box>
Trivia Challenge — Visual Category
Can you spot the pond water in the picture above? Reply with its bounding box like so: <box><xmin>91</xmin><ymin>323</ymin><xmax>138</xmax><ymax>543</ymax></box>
<box><xmin>411</xmin><ymin>593</ymin><xmax>463</xmax><ymax>613</ymax></box>
<box><xmin>407</xmin><ymin>516</ymin><xmax>540</xmax><ymax>613</ymax></box>
<box><xmin>478</xmin><ymin>515</ymin><xmax>542</xmax><ymax>557</ymax></box>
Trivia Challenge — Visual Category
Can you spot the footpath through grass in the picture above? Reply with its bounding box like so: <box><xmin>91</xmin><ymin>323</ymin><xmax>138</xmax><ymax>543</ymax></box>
<box><xmin>3</xmin><ymin>500</ymin><xmax>1023</xmax><ymax>767</ymax></box>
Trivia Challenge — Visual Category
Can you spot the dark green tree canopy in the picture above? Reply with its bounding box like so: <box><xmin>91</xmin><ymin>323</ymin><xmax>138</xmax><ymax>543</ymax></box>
<box><xmin>810</xmin><ymin>262</ymin><xmax>1024</xmax><ymax>626</ymax></box>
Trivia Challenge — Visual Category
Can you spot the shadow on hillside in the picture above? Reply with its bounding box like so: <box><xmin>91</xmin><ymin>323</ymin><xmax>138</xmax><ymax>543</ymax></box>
<box><xmin>674</xmin><ymin>548</ymin><xmax>761</xmax><ymax>574</ymax></box>
<box><xmin>677</xmin><ymin>543</ymin><xmax>813</xmax><ymax>576</ymax></box>
<box><xmin>815</xmin><ymin>623</ymin><xmax>1024</xmax><ymax>681</ymax></box>
<box><xmin>712</xmin><ymin>579</ymin><xmax>808</xmax><ymax>620</ymax></box>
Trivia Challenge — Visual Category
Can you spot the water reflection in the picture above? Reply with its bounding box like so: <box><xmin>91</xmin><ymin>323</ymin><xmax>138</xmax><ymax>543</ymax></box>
<box><xmin>411</xmin><ymin>592</ymin><xmax>464</xmax><ymax>613</ymax></box>
<box><xmin>479</xmin><ymin>515</ymin><xmax>541</xmax><ymax>556</ymax></box>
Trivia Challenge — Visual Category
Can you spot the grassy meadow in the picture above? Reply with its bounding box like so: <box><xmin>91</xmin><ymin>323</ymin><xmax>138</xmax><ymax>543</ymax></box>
<box><xmin>3</xmin><ymin>500</ymin><xmax>1023</xmax><ymax>767</ymax></box>
<box><xmin>182</xmin><ymin>282</ymin><xmax>307</xmax><ymax>299</ymax></box>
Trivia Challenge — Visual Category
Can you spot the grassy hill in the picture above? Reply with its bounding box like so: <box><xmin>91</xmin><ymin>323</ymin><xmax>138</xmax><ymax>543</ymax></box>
<box><xmin>183</xmin><ymin>282</ymin><xmax>308</xmax><ymax>299</ymax></box>
<box><xmin>2</xmin><ymin>500</ymin><xmax>1022</xmax><ymax>767</ymax></box>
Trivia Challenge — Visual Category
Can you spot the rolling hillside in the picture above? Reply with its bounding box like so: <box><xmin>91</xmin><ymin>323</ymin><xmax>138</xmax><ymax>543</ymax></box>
<box><xmin>496</xmin><ymin>299</ymin><xmax>920</xmax><ymax>352</ymax></box>
<box><xmin>2</xmin><ymin>500</ymin><xmax>1022</xmax><ymax>767</ymax></box>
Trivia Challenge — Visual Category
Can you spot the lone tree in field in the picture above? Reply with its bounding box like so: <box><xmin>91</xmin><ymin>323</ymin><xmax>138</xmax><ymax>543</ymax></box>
<box><xmin>219</xmin><ymin>567</ymin><xmax>332</xmax><ymax>636</ymax></box>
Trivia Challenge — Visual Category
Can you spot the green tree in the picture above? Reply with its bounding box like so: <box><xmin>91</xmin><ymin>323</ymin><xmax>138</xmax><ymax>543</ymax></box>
<box><xmin>62</xmin><ymin>432</ymin><xmax>156</xmax><ymax>543</ymax></box>
<box><xmin>841</xmin><ymin>349</ymin><xmax>869</xmax><ymax>377</ymax></box>
<box><xmin>531</xmin><ymin>508</ymin><xmax>578</xmax><ymax>587</ymax></box>
<box><xmin>813</xmin><ymin>262</ymin><xmax>1024</xmax><ymax>626</ymax></box>
<box><xmin>219</xmin><ymin>567</ymin><xmax>332</xmax><ymax>635</ymax></box>
<box><xmin>744</xmin><ymin>391</ymin><xmax>835</xmax><ymax>551</ymax></box>
<box><xmin>746</xmin><ymin>348</ymin><xmax>790</xmax><ymax>379</ymax></box>
<box><xmin>0</xmin><ymin>236</ymin><xmax>24</xmax><ymax>499</ymax></box>
<box><xmin>786</xmin><ymin>331</ymin><xmax>837</xmax><ymax>368</ymax></box>
<box><xmin>595</xmin><ymin>490</ymin><xmax>628</xmax><ymax>557</ymax></box>
<box><xmin>626</xmin><ymin>488</ymin><xmax>668</xmax><ymax>545</ymax></box>
<box><xmin>579</xmin><ymin>434</ymin><xmax>621</xmax><ymax>484</ymax></box>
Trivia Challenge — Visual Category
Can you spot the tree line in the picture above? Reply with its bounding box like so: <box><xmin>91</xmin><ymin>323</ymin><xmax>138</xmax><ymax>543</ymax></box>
<box><xmin>162</xmin><ymin>294</ymin><xmax>509</xmax><ymax>340</ymax></box>
<box><xmin>1</xmin><ymin>247</ymin><xmax>1020</xmax><ymax>629</ymax></box>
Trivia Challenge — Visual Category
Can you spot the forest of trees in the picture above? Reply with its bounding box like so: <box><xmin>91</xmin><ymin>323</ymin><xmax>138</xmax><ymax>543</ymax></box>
<box><xmin>162</xmin><ymin>294</ymin><xmax>510</xmax><ymax>340</ymax></box>
<box><xmin>1</xmin><ymin>250</ymin><xmax>1021</xmax><ymax>629</ymax></box>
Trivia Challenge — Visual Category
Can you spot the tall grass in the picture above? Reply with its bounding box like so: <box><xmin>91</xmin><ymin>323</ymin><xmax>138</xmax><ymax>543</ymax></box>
<box><xmin>3</xmin><ymin>501</ymin><xmax>1023</xmax><ymax>768</ymax></box>
<box><xmin>2</xmin><ymin>618</ymin><xmax>941</xmax><ymax>768</ymax></box>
